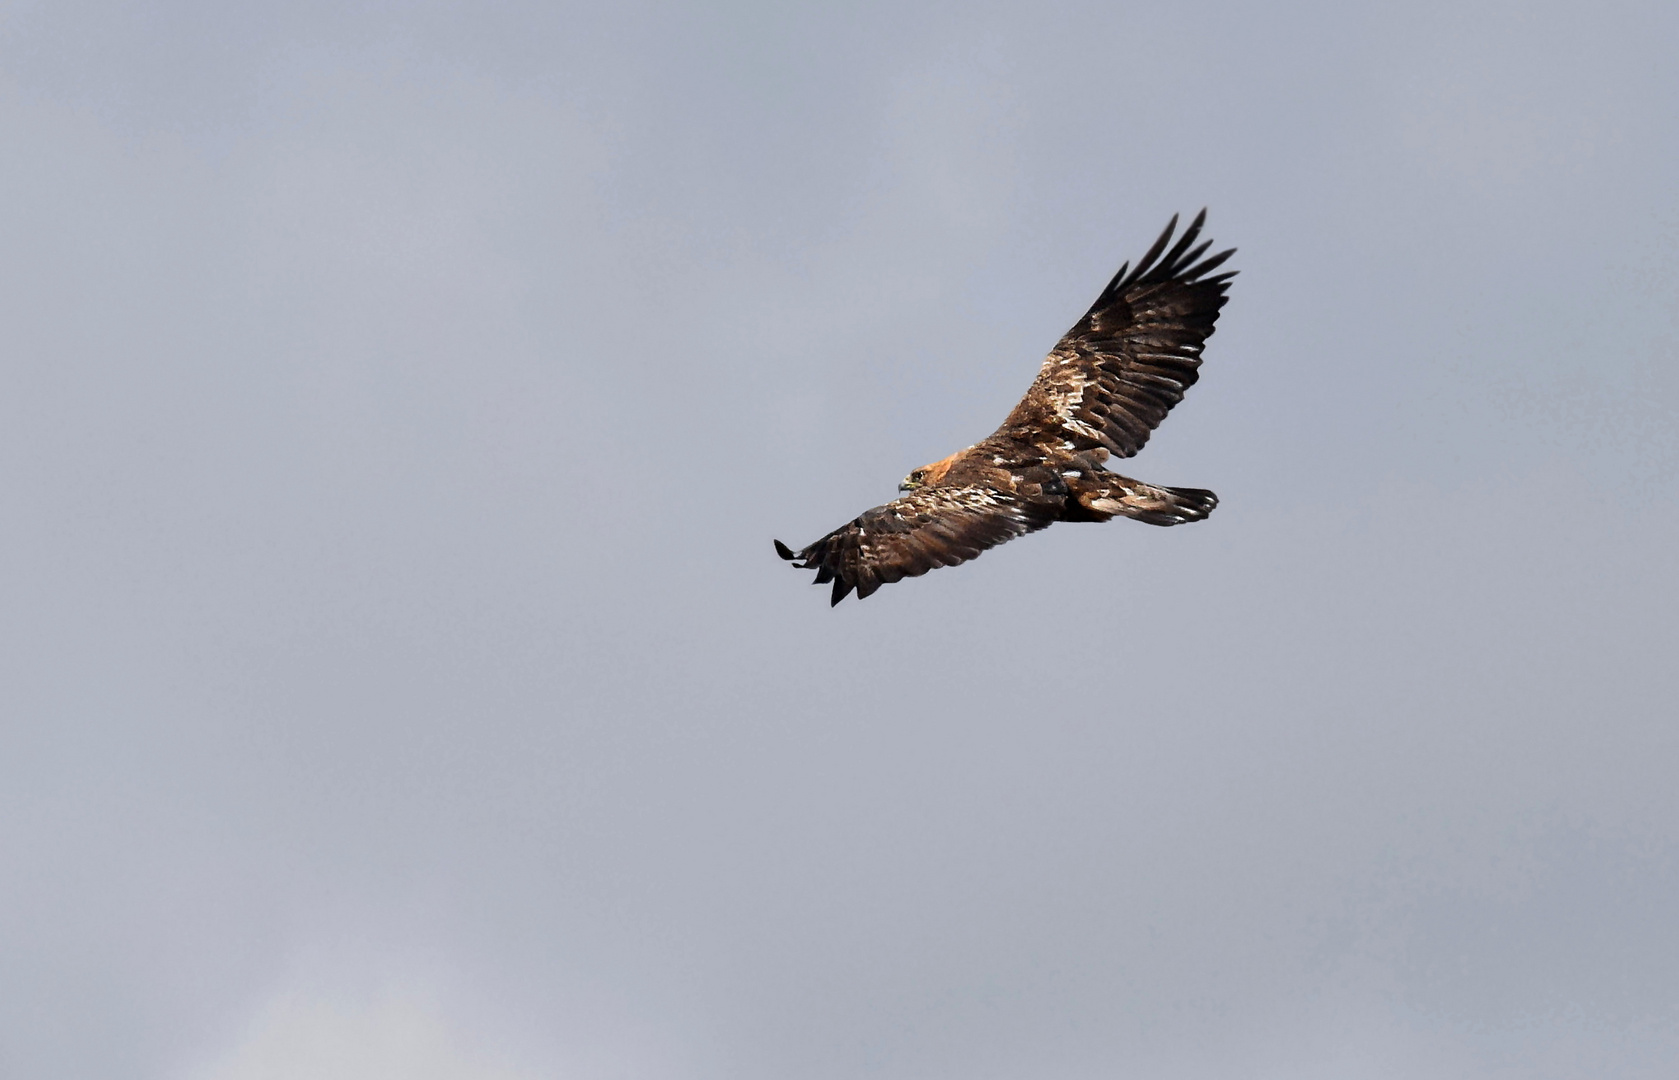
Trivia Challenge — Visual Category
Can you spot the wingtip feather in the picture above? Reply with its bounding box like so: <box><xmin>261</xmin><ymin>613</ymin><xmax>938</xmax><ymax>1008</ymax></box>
<box><xmin>1133</xmin><ymin>214</ymin><xmax>1179</xmax><ymax>279</ymax></box>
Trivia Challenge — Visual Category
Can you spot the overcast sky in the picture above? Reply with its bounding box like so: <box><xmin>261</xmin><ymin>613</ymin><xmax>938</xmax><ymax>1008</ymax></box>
<box><xmin>3</xmin><ymin>1</ymin><xmax>1678</xmax><ymax>1078</ymax></box>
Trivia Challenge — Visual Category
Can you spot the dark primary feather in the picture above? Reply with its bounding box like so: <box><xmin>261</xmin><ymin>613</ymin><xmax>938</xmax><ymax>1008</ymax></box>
<box><xmin>999</xmin><ymin>208</ymin><xmax>1236</xmax><ymax>459</ymax></box>
<box><xmin>774</xmin><ymin>485</ymin><xmax>1057</xmax><ymax>605</ymax></box>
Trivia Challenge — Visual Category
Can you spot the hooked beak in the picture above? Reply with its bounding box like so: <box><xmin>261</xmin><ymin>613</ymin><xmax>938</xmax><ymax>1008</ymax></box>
<box><xmin>898</xmin><ymin>479</ymin><xmax>918</xmax><ymax>492</ymax></box>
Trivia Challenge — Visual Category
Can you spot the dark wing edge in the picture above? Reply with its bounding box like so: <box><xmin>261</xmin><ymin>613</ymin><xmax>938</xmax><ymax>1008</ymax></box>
<box><xmin>1001</xmin><ymin>209</ymin><xmax>1237</xmax><ymax>459</ymax></box>
<box><xmin>773</xmin><ymin>485</ymin><xmax>1055</xmax><ymax>605</ymax></box>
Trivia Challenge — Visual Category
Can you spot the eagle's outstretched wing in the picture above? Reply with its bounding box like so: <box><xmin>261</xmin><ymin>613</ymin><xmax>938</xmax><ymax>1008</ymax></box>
<box><xmin>999</xmin><ymin>209</ymin><xmax>1235</xmax><ymax>459</ymax></box>
<box><xmin>774</xmin><ymin>485</ymin><xmax>1057</xmax><ymax>606</ymax></box>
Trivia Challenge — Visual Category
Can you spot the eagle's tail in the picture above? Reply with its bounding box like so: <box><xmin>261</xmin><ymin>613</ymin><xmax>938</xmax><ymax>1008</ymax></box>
<box><xmin>1071</xmin><ymin>477</ymin><xmax>1217</xmax><ymax>526</ymax></box>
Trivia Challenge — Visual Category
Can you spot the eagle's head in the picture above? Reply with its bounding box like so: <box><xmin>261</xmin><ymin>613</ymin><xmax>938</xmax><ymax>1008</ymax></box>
<box><xmin>899</xmin><ymin>452</ymin><xmax>959</xmax><ymax>492</ymax></box>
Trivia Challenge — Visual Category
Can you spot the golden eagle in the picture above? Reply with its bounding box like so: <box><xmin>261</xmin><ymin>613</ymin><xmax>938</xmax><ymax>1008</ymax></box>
<box><xmin>775</xmin><ymin>211</ymin><xmax>1235</xmax><ymax>605</ymax></box>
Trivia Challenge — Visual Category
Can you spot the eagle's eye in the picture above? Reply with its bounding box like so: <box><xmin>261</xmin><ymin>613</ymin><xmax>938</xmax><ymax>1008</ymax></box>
<box><xmin>912</xmin><ymin>470</ymin><xmax>925</xmax><ymax>480</ymax></box>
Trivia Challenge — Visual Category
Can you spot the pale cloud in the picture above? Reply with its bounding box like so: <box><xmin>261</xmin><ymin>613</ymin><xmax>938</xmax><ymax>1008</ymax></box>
<box><xmin>181</xmin><ymin>977</ymin><xmax>537</xmax><ymax>1080</ymax></box>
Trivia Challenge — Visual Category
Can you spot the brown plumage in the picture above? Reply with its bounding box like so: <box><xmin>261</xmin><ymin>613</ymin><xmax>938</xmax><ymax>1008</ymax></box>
<box><xmin>776</xmin><ymin>211</ymin><xmax>1235</xmax><ymax>605</ymax></box>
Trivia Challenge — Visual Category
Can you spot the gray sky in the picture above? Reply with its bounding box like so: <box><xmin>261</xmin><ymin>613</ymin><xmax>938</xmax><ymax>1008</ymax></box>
<box><xmin>3</xmin><ymin>1</ymin><xmax>1678</xmax><ymax>1077</ymax></box>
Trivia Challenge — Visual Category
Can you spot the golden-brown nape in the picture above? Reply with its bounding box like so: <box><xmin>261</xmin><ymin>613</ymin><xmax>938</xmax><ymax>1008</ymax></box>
<box><xmin>919</xmin><ymin>452</ymin><xmax>960</xmax><ymax>485</ymax></box>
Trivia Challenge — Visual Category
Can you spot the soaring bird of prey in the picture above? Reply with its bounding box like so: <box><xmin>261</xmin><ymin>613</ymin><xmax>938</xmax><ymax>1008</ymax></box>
<box><xmin>775</xmin><ymin>210</ymin><xmax>1235</xmax><ymax>606</ymax></box>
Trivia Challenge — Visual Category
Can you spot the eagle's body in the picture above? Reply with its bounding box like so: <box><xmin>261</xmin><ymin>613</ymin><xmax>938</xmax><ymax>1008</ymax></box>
<box><xmin>776</xmin><ymin>211</ymin><xmax>1235</xmax><ymax>605</ymax></box>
